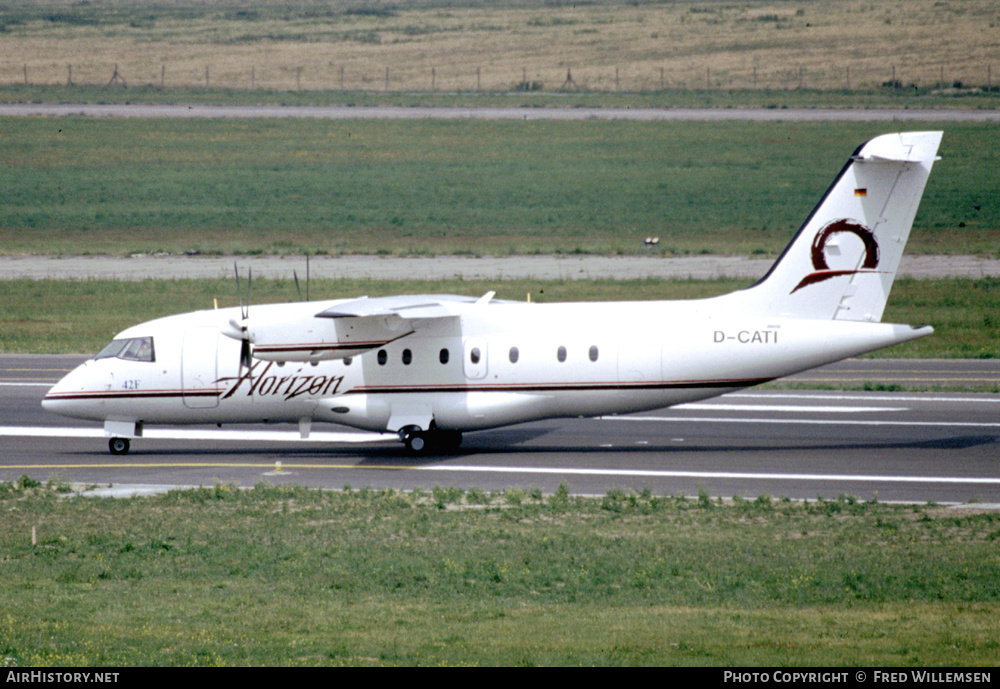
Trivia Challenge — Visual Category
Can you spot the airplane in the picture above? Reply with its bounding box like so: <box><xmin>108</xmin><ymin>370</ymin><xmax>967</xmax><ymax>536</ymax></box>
<box><xmin>43</xmin><ymin>131</ymin><xmax>943</xmax><ymax>455</ymax></box>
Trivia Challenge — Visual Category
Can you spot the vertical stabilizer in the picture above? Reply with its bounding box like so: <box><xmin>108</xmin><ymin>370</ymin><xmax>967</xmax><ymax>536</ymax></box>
<box><xmin>742</xmin><ymin>131</ymin><xmax>942</xmax><ymax>322</ymax></box>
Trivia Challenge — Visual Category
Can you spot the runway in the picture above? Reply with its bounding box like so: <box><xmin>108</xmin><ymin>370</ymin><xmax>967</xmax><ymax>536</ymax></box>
<box><xmin>3</xmin><ymin>355</ymin><xmax>999</xmax><ymax>505</ymax></box>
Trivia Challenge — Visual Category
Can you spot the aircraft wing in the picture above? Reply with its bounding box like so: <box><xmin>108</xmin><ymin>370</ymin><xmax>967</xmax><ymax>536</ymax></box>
<box><xmin>244</xmin><ymin>293</ymin><xmax>496</xmax><ymax>363</ymax></box>
<box><xmin>314</xmin><ymin>294</ymin><xmax>483</xmax><ymax>320</ymax></box>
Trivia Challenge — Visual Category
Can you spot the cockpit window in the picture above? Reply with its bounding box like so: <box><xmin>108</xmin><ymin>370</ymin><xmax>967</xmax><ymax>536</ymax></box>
<box><xmin>95</xmin><ymin>337</ymin><xmax>155</xmax><ymax>363</ymax></box>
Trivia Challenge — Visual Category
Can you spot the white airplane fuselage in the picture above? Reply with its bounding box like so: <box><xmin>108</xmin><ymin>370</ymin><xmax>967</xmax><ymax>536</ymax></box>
<box><xmin>42</xmin><ymin>131</ymin><xmax>944</xmax><ymax>454</ymax></box>
<box><xmin>42</xmin><ymin>296</ymin><xmax>928</xmax><ymax>432</ymax></box>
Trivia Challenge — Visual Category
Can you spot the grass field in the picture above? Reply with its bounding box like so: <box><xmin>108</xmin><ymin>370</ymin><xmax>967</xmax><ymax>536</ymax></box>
<box><xmin>2</xmin><ymin>480</ymin><xmax>999</xmax><ymax>666</ymax></box>
<box><xmin>1</xmin><ymin>0</ymin><xmax>999</xmax><ymax>94</ymax></box>
<box><xmin>0</xmin><ymin>117</ymin><xmax>997</xmax><ymax>257</ymax></box>
<box><xmin>3</xmin><ymin>276</ymin><xmax>999</xmax><ymax>361</ymax></box>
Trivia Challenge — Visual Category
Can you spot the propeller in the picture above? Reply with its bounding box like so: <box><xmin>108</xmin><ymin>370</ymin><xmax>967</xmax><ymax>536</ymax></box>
<box><xmin>232</xmin><ymin>262</ymin><xmax>253</xmax><ymax>377</ymax></box>
<box><xmin>293</xmin><ymin>254</ymin><xmax>310</xmax><ymax>302</ymax></box>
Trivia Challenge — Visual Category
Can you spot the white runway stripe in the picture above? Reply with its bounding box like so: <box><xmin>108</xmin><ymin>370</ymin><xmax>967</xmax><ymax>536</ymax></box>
<box><xmin>0</xmin><ymin>426</ymin><xmax>393</xmax><ymax>443</ymax></box>
<box><xmin>418</xmin><ymin>464</ymin><xmax>1000</xmax><ymax>485</ymax></box>
<box><xmin>601</xmin><ymin>416</ymin><xmax>1000</xmax><ymax>428</ymax></box>
<box><xmin>675</xmin><ymin>403</ymin><xmax>906</xmax><ymax>413</ymax></box>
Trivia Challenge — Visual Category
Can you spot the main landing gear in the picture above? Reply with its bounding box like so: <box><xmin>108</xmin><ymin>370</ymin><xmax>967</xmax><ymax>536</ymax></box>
<box><xmin>400</xmin><ymin>427</ymin><xmax>463</xmax><ymax>455</ymax></box>
<box><xmin>109</xmin><ymin>437</ymin><xmax>131</xmax><ymax>456</ymax></box>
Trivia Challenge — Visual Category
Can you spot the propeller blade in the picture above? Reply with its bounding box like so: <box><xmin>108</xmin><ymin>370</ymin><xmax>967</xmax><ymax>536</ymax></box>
<box><xmin>234</xmin><ymin>262</ymin><xmax>247</xmax><ymax>320</ymax></box>
<box><xmin>233</xmin><ymin>262</ymin><xmax>252</xmax><ymax>382</ymax></box>
<box><xmin>240</xmin><ymin>339</ymin><xmax>252</xmax><ymax>374</ymax></box>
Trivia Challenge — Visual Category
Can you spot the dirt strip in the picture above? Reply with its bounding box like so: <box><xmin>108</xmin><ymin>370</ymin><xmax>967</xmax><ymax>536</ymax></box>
<box><xmin>3</xmin><ymin>254</ymin><xmax>999</xmax><ymax>282</ymax></box>
<box><xmin>2</xmin><ymin>104</ymin><xmax>1000</xmax><ymax>122</ymax></box>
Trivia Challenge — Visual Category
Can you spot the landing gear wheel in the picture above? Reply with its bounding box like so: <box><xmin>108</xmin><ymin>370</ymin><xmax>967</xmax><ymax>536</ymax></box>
<box><xmin>403</xmin><ymin>431</ymin><xmax>428</xmax><ymax>454</ymax></box>
<box><xmin>401</xmin><ymin>428</ymin><xmax>462</xmax><ymax>455</ymax></box>
<box><xmin>109</xmin><ymin>437</ymin><xmax>130</xmax><ymax>456</ymax></box>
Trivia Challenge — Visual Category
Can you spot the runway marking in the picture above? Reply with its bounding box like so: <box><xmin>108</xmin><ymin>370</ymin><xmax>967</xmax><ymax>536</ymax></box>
<box><xmin>602</xmin><ymin>416</ymin><xmax>1000</xmax><ymax>429</ymax></box>
<box><xmin>676</xmin><ymin>403</ymin><xmax>906</xmax><ymax>413</ymax></box>
<box><xmin>416</xmin><ymin>465</ymin><xmax>1000</xmax><ymax>485</ymax></box>
<box><xmin>0</xmin><ymin>426</ymin><xmax>394</xmax><ymax>443</ymax></box>
<box><xmin>2</xmin><ymin>461</ymin><xmax>997</xmax><ymax>486</ymax></box>
<box><xmin>727</xmin><ymin>392</ymin><xmax>1000</xmax><ymax>404</ymax></box>
<box><xmin>790</xmin><ymin>377</ymin><xmax>1000</xmax><ymax>384</ymax></box>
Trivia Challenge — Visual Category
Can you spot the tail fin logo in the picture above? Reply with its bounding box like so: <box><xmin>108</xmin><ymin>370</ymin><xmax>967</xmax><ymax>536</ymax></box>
<box><xmin>791</xmin><ymin>219</ymin><xmax>880</xmax><ymax>294</ymax></box>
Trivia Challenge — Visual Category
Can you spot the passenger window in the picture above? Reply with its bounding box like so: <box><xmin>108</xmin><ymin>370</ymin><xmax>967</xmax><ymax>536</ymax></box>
<box><xmin>509</xmin><ymin>346</ymin><xmax>519</xmax><ymax>363</ymax></box>
<box><xmin>377</xmin><ymin>349</ymin><xmax>387</xmax><ymax>366</ymax></box>
<box><xmin>589</xmin><ymin>345</ymin><xmax>599</xmax><ymax>362</ymax></box>
<box><xmin>557</xmin><ymin>346</ymin><xmax>567</xmax><ymax>362</ymax></box>
<box><xmin>343</xmin><ymin>357</ymin><xmax>353</xmax><ymax>366</ymax></box>
<box><xmin>439</xmin><ymin>348</ymin><xmax>449</xmax><ymax>365</ymax></box>
<box><xmin>470</xmin><ymin>347</ymin><xmax>481</xmax><ymax>365</ymax></box>
<box><xmin>402</xmin><ymin>349</ymin><xmax>412</xmax><ymax>365</ymax></box>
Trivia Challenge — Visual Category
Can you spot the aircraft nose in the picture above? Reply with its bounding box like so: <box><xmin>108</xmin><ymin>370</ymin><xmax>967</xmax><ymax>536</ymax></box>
<box><xmin>41</xmin><ymin>361</ymin><xmax>101</xmax><ymax>420</ymax></box>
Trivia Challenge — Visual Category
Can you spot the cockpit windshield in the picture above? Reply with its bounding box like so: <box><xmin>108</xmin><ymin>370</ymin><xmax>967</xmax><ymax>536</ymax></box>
<box><xmin>95</xmin><ymin>337</ymin><xmax>155</xmax><ymax>363</ymax></box>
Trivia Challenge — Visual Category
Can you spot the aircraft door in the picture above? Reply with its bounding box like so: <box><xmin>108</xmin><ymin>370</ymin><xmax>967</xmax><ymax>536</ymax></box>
<box><xmin>617</xmin><ymin>339</ymin><xmax>661</xmax><ymax>387</ymax></box>
<box><xmin>463</xmin><ymin>338</ymin><xmax>488</xmax><ymax>380</ymax></box>
<box><xmin>182</xmin><ymin>327</ymin><xmax>220</xmax><ymax>409</ymax></box>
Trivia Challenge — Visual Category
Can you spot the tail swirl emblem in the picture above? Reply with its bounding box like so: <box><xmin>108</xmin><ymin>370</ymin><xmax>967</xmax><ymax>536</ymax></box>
<box><xmin>791</xmin><ymin>219</ymin><xmax>880</xmax><ymax>294</ymax></box>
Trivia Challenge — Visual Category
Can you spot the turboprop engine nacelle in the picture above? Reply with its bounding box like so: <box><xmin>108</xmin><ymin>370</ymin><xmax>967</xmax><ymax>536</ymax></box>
<box><xmin>221</xmin><ymin>303</ymin><xmax>415</xmax><ymax>364</ymax></box>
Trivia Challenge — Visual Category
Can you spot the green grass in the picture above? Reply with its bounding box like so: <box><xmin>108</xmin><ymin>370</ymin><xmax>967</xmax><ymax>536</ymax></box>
<box><xmin>0</xmin><ymin>118</ymin><xmax>997</xmax><ymax>257</ymax></box>
<box><xmin>1</xmin><ymin>480</ymin><xmax>998</xmax><ymax>666</ymax></box>
<box><xmin>2</xmin><ymin>276</ymin><xmax>998</xmax><ymax>359</ymax></box>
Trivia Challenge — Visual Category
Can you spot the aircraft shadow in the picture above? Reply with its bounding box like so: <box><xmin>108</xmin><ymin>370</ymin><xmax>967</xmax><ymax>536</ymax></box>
<box><xmin>64</xmin><ymin>428</ymin><xmax>998</xmax><ymax>464</ymax></box>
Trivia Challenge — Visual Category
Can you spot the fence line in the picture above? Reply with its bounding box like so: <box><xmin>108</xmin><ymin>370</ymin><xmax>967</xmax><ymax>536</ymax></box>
<box><xmin>4</xmin><ymin>62</ymin><xmax>998</xmax><ymax>94</ymax></box>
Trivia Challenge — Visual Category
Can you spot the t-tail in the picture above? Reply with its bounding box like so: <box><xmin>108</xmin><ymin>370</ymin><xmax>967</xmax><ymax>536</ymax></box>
<box><xmin>734</xmin><ymin>131</ymin><xmax>942</xmax><ymax>322</ymax></box>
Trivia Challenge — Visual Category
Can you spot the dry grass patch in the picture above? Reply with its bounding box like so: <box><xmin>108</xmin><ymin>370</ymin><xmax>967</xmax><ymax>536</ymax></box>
<box><xmin>1</xmin><ymin>0</ymin><xmax>999</xmax><ymax>92</ymax></box>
